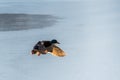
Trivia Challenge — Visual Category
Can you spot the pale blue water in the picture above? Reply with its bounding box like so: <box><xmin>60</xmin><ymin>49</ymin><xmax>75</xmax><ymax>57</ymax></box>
<box><xmin>0</xmin><ymin>1</ymin><xmax>120</xmax><ymax>80</ymax></box>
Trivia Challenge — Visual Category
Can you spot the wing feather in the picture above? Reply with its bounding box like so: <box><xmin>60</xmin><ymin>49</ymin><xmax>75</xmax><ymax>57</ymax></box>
<box><xmin>50</xmin><ymin>45</ymin><xmax>66</xmax><ymax>57</ymax></box>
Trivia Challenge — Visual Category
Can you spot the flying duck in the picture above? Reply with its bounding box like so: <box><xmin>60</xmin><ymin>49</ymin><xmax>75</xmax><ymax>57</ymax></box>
<box><xmin>31</xmin><ymin>39</ymin><xmax>66</xmax><ymax>57</ymax></box>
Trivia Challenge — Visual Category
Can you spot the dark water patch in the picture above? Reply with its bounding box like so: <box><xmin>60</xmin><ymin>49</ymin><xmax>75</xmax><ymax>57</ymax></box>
<box><xmin>0</xmin><ymin>13</ymin><xmax>58</xmax><ymax>31</ymax></box>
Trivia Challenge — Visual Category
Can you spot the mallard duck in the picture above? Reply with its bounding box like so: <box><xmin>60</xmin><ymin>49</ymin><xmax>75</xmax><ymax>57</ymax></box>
<box><xmin>31</xmin><ymin>39</ymin><xmax>66</xmax><ymax>57</ymax></box>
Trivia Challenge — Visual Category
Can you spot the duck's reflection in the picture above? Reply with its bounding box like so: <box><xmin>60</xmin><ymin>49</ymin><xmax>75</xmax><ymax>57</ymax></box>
<box><xmin>0</xmin><ymin>14</ymin><xmax>58</xmax><ymax>31</ymax></box>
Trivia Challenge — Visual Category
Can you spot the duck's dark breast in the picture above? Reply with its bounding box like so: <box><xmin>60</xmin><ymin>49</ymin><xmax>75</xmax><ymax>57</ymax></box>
<box><xmin>44</xmin><ymin>41</ymin><xmax>52</xmax><ymax>47</ymax></box>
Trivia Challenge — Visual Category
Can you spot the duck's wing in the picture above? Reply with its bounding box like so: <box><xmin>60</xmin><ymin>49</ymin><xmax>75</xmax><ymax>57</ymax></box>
<box><xmin>49</xmin><ymin>45</ymin><xmax>66</xmax><ymax>57</ymax></box>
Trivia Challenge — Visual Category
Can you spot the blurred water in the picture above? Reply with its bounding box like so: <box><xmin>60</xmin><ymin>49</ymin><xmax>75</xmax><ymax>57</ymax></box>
<box><xmin>0</xmin><ymin>13</ymin><xmax>57</xmax><ymax>31</ymax></box>
<box><xmin>0</xmin><ymin>1</ymin><xmax>120</xmax><ymax>80</ymax></box>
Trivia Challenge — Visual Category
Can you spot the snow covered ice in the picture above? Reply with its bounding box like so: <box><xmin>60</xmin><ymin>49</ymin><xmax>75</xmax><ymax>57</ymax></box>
<box><xmin>0</xmin><ymin>1</ymin><xmax>120</xmax><ymax>80</ymax></box>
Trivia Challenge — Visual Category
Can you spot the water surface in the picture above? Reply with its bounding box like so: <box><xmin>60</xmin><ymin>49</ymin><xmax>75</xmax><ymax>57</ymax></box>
<box><xmin>0</xmin><ymin>13</ymin><xmax>57</xmax><ymax>31</ymax></box>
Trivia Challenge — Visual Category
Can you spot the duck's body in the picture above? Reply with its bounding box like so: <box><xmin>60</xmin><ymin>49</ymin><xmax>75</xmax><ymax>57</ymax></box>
<box><xmin>31</xmin><ymin>39</ymin><xmax>66</xmax><ymax>57</ymax></box>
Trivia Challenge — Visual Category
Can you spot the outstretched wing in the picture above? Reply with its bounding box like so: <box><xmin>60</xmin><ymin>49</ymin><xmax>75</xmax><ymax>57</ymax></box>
<box><xmin>50</xmin><ymin>45</ymin><xmax>66</xmax><ymax>57</ymax></box>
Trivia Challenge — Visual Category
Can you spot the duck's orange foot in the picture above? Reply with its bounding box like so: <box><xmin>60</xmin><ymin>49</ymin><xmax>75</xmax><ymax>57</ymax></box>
<box><xmin>36</xmin><ymin>52</ymin><xmax>41</xmax><ymax>56</ymax></box>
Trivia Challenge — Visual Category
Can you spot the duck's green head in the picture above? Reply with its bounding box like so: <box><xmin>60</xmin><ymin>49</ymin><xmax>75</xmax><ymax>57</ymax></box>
<box><xmin>51</xmin><ymin>39</ymin><xmax>60</xmax><ymax>44</ymax></box>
